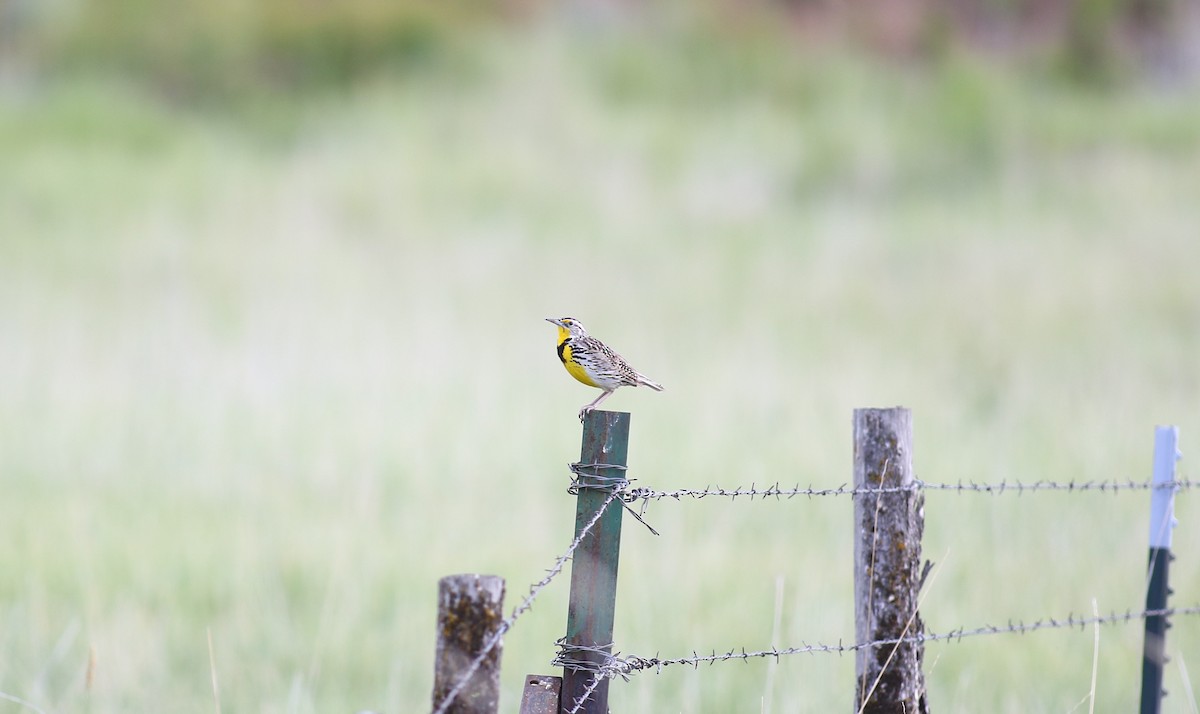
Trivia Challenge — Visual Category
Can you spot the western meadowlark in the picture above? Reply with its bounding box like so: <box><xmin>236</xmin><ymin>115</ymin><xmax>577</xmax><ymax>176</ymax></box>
<box><xmin>546</xmin><ymin>317</ymin><xmax>664</xmax><ymax>420</ymax></box>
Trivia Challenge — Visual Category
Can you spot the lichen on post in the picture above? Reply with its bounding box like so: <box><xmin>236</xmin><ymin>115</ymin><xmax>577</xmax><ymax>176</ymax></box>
<box><xmin>431</xmin><ymin>574</ymin><xmax>506</xmax><ymax>714</ymax></box>
<box><xmin>853</xmin><ymin>407</ymin><xmax>928</xmax><ymax>714</ymax></box>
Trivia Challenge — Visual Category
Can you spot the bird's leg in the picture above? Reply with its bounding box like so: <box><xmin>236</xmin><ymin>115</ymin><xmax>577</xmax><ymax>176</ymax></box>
<box><xmin>578</xmin><ymin>389</ymin><xmax>615</xmax><ymax>421</ymax></box>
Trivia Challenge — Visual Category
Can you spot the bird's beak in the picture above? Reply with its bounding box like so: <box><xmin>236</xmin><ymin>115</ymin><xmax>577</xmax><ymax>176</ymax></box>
<box><xmin>545</xmin><ymin>318</ymin><xmax>561</xmax><ymax>326</ymax></box>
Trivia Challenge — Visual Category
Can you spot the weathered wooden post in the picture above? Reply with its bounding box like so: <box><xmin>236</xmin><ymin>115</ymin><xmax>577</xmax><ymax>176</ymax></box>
<box><xmin>560</xmin><ymin>409</ymin><xmax>629</xmax><ymax>714</ymax></box>
<box><xmin>1140</xmin><ymin>425</ymin><xmax>1180</xmax><ymax>714</ymax></box>
<box><xmin>853</xmin><ymin>407</ymin><xmax>928</xmax><ymax>714</ymax></box>
<box><xmin>431</xmin><ymin>574</ymin><xmax>506</xmax><ymax>714</ymax></box>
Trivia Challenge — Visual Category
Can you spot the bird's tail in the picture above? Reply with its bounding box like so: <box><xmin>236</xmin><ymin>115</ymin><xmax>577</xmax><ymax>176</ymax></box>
<box><xmin>636</xmin><ymin>373</ymin><xmax>664</xmax><ymax>391</ymax></box>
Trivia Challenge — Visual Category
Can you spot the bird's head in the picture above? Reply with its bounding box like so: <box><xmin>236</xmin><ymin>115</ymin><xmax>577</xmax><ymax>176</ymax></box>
<box><xmin>545</xmin><ymin>317</ymin><xmax>588</xmax><ymax>340</ymax></box>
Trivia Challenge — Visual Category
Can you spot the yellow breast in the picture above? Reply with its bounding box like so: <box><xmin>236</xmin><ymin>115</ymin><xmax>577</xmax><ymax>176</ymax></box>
<box><xmin>558</xmin><ymin>339</ymin><xmax>601</xmax><ymax>388</ymax></box>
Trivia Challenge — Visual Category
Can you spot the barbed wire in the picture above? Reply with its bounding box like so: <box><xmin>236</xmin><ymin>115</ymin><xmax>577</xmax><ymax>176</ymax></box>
<box><xmin>563</xmin><ymin>667</ymin><xmax>609</xmax><ymax>714</ymax></box>
<box><xmin>432</xmin><ymin>477</ymin><xmax>626</xmax><ymax>714</ymax></box>
<box><xmin>553</xmin><ymin>604</ymin><xmax>1200</xmax><ymax>711</ymax></box>
<box><xmin>621</xmin><ymin>477</ymin><xmax>1196</xmax><ymax>503</ymax></box>
<box><xmin>439</xmin><ymin>463</ymin><xmax>1191</xmax><ymax>712</ymax></box>
<box><xmin>569</xmin><ymin>462</ymin><xmax>661</xmax><ymax>535</ymax></box>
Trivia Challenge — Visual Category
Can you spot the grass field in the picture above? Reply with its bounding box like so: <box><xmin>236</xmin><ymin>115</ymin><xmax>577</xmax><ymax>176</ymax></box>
<box><xmin>2</xmin><ymin>23</ymin><xmax>1199</xmax><ymax>713</ymax></box>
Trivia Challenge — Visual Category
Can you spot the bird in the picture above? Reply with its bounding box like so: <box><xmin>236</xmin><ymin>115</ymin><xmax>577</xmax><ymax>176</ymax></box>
<box><xmin>545</xmin><ymin>317</ymin><xmax>664</xmax><ymax>421</ymax></box>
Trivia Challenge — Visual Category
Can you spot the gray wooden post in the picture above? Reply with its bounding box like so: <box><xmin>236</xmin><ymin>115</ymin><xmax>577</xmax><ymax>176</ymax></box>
<box><xmin>1140</xmin><ymin>426</ymin><xmax>1180</xmax><ymax>714</ymax></box>
<box><xmin>560</xmin><ymin>409</ymin><xmax>629</xmax><ymax>714</ymax></box>
<box><xmin>853</xmin><ymin>407</ymin><xmax>928</xmax><ymax>714</ymax></box>
<box><xmin>431</xmin><ymin>574</ymin><xmax>506</xmax><ymax>714</ymax></box>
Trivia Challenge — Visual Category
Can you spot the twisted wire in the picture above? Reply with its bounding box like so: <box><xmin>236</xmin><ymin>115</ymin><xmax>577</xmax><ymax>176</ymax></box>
<box><xmin>563</xmin><ymin>604</ymin><xmax>1200</xmax><ymax>686</ymax></box>
<box><xmin>625</xmin><ymin>478</ymin><xmax>1196</xmax><ymax>503</ymax></box>
<box><xmin>551</xmin><ymin>640</ymin><xmax>620</xmax><ymax>714</ymax></box>
<box><xmin>569</xmin><ymin>462</ymin><xmax>660</xmax><ymax>535</ymax></box>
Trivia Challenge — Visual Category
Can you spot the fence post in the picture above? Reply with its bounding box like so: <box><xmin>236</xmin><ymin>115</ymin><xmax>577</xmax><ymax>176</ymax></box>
<box><xmin>1140</xmin><ymin>426</ymin><xmax>1180</xmax><ymax>714</ymax></box>
<box><xmin>560</xmin><ymin>409</ymin><xmax>629</xmax><ymax>714</ymax></box>
<box><xmin>853</xmin><ymin>407</ymin><xmax>928</xmax><ymax>714</ymax></box>
<box><xmin>431</xmin><ymin>574</ymin><xmax>506</xmax><ymax>714</ymax></box>
<box><xmin>519</xmin><ymin>675</ymin><xmax>563</xmax><ymax>714</ymax></box>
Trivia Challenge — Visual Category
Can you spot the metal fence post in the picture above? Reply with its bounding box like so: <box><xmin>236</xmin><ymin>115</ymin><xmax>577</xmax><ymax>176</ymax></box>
<box><xmin>431</xmin><ymin>574</ymin><xmax>506</xmax><ymax>714</ymax></box>
<box><xmin>853</xmin><ymin>407</ymin><xmax>928</xmax><ymax>714</ymax></box>
<box><xmin>1140</xmin><ymin>426</ymin><xmax>1180</xmax><ymax>714</ymax></box>
<box><xmin>519</xmin><ymin>675</ymin><xmax>563</xmax><ymax>714</ymax></box>
<box><xmin>560</xmin><ymin>409</ymin><xmax>629</xmax><ymax>714</ymax></box>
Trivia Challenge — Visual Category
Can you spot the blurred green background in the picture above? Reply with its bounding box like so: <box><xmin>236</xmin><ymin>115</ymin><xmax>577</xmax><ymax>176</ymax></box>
<box><xmin>2</xmin><ymin>1</ymin><xmax>1198</xmax><ymax>712</ymax></box>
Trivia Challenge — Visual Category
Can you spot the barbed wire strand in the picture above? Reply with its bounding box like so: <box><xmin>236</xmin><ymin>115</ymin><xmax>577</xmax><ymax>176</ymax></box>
<box><xmin>442</xmin><ymin>467</ymin><xmax>1191</xmax><ymax>712</ymax></box>
<box><xmin>432</xmin><ymin>469</ymin><xmax>627</xmax><ymax>714</ymax></box>
<box><xmin>566</xmin><ymin>670</ymin><xmax>607</xmax><ymax>714</ymax></box>
<box><xmin>556</xmin><ymin>604</ymin><xmax>1200</xmax><ymax>692</ymax></box>
<box><xmin>624</xmin><ymin>478</ymin><xmax>1196</xmax><ymax>503</ymax></box>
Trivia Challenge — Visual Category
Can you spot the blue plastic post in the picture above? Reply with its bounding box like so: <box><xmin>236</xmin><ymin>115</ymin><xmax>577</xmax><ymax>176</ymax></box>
<box><xmin>1140</xmin><ymin>426</ymin><xmax>1180</xmax><ymax>714</ymax></box>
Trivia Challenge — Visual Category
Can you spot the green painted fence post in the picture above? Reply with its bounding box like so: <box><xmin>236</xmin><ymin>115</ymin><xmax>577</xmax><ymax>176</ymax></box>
<box><xmin>560</xmin><ymin>409</ymin><xmax>629</xmax><ymax>714</ymax></box>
